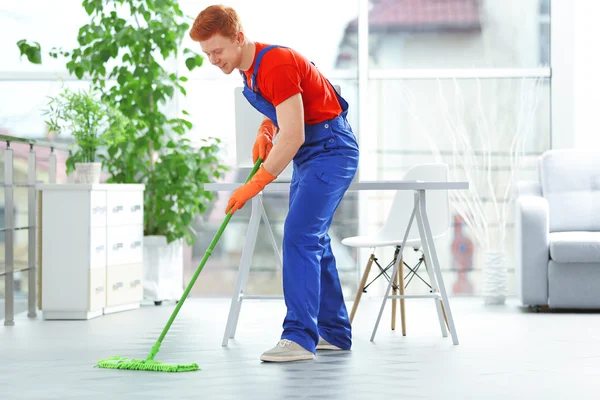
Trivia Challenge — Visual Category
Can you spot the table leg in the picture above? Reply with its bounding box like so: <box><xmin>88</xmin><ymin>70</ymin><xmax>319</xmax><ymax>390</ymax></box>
<box><xmin>417</xmin><ymin>190</ymin><xmax>459</xmax><ymax>345</ymax></box>
<box><xmin>258</xmin><ymin>195</ymin><xmax>283</xmax><ymax>270</ymax></box>
<box><xmin>229</xmin><ymin>195</ymin><xmax>282</xmax><ymax>339</ymax></box>
<box><xmin>222</xmin><ymin>197</ymin><xmax>262</xmax><ymax>347</ymax></box>
<box><xmin>414</xmin><ymin>192</ymin><xmax>448</xmax><ymax>339</ymax></box>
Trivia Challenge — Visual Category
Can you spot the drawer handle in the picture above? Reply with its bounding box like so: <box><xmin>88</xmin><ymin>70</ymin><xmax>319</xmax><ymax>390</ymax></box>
<box><xmin>113</xmin><ymin>282</ymin><xmax>123</xmax><ymax>290</ymax></box>
<box><xmin>92</xmin><ymin>206</ymin><xmax>106</xmax><ymax>214</ymax></box>
<box><xmin>95</xmin><ymin>245</ymin><xmax>105</xmax><ymax>252</ymax></box>
<box><xmin>95</xmin><ymin>286</ymin><xmax>104</xmax><ymax>293</ymax></box>
<box><xmin>130</xmin><ymin>205</ymin><xmax>141</xmax><ymax>212</ymax></box>
<box><xmin>130</xmin><ymin>241</ymin><xmax>142</xmax><ymax>249</ymax></box>
<box><xmin>130</xmin><ymin>279</ymin><xmax>141</xmax><ymax>288</ymax></box>
<box><xmin>113</xmin><ymin>243</ymin><xmax>123</xmax><ymax>250</ymax></box>
<box><xmin>113</xmin><ymin>205</ymin><xmax>124</xmax><ymax>213</ymax></box>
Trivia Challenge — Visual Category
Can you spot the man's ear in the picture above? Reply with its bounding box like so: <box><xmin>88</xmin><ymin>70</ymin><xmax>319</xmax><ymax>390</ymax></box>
<box><xmin>237</xmin><ymin>31</ymin><xmax>245</xmax><ymax>45</ymax></box>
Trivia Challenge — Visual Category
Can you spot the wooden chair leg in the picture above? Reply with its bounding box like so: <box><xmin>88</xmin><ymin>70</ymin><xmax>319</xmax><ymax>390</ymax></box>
<box><xmin>392</xmin><ymin>255</ymin><xmax>398</xmax><ymax>330</ymax></box>
<box><xmin>391</xmin><ymin>248</ymin><xmax>402</xmax><ymax>331</ymax></box>
<box><xmin>399</xmin><ymin>256</ymin><xmax>406</xmax><ymax>336</ymax></box>
<box><xmin>350</xmin><ymin>253</ymin><xmax>375</xmax><ymax>324</ymax></box>
<box><xmin>441</xmin><ymin>302</ymin><xmax>449</xmax><ymax>330</ymax></box>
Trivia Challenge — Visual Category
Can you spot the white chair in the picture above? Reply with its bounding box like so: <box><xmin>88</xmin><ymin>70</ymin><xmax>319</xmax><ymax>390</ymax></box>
<box><xmin>342</xmin><ymin>163</ymin><xmax>451</xmax><ymax>335</ymax></box>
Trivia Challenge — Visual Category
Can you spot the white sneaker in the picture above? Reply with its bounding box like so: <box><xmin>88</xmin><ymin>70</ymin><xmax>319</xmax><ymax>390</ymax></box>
<box><xmin>260</xmin><ymin>339</ymin><xmax>315</xmax><ymax>362</ymax></box>
<box><xmin>316</xmin><ymin>336</ymin><xmax>342</xmax><ymax>351</ymax></box>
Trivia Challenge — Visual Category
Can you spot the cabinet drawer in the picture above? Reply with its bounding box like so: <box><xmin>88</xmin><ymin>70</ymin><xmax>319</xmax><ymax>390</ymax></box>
<box><xmin>107</xmin><ymin>191</ymin><xmax>144</xmax><ymax>227</ymax></box>
<box><xmin>128</xmin><ymin>263</ymin><xmax>143</xmax><ymax>302</ymax></box>
<box><xmin>106</xmin><ymin>264</ymin><xmax>143</xmax><ymax>307</ymax></box>
<box><xmin>106</xmin><ymin>225</ymin><xmax>143</xmax><ymax>266</ymax></box>
<box><xmin>89</xmin><ymin>226</ymin><xmax>107</xmax><ymax>269</ymax></box>
<box><xmin>89</xmin><ymin>267</ymin><xmax>106</xmax><ymax>311</ymax></box>
<box><xmin>90</xmin><ymin>191</ymin><xmax>107</xmax><ymax>227</ymax></box>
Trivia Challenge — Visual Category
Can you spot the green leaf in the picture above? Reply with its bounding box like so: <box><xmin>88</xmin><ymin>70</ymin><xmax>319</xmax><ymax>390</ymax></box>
<box><xmin>181</xmin><ymin>212</ymin><xmax>192</xmax><ymax>226</ymax></box>
<box><xmin>84</xmin><ymin>1</ymin><xmax>95</xmax><ymax>16</ymax></box>
<box><xmin>17</xmin><ymin>40</ymin><xmax>42</xmax><ymax>64</ymax></box>
<box><xmin>74</xmin><ymin>66</ymin><xmax>85</xmax><ymax>79</ymax></box>
<box><xmin>185</xmin><ymin>57</ymin><xmax>197</xmax><ymax>71</ymax></box>
<box><xmin>28</xmin><ymin>48</ymin><xmax>42</xmax><ymax>64</ymax></box>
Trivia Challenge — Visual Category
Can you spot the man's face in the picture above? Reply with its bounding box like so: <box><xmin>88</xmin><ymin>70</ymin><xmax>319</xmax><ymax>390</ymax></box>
<box><xmin>199</xmin><ymin>33</ymin><xmax>243</xmax><ymax>75</ymax></box>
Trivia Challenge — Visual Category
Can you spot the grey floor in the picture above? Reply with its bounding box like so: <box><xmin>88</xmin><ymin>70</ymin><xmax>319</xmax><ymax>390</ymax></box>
<box><xmin>1</xmin><ymin>296</ymin><xmax>599</xmax><ymax>400</ymax></box>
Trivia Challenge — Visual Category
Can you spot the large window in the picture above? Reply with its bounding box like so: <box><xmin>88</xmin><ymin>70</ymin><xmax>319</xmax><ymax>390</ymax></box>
<box><xmin>351</xmin><ymin>0</ymin><xmax>551</xmax><ymax>298</ymax></box>
<box><xmin>0</xmin><ymin>0</ymin><xmax>552</xmax><ymax>300</ymax></box>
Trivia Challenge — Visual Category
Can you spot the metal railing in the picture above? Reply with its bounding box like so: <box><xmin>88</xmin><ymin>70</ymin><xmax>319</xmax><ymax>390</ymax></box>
<box><xmin>1</xmin><ymin>134</ymin><xmax>69</xmax><ymax>326</ymax></box>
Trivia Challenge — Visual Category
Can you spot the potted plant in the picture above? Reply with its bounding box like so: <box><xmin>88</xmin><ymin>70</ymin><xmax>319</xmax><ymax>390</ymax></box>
<box><xmin>104</xmin><ymin>134</ymin><xmax>226</xmax><ymax>304</ymax></box>
<box><xmin>18</xmin><ymin>0</ymin><xmax>228</xmax><ymax>303</ymax></box>
<box><xmin>43</xmin><ymin>85</ymin><xmax>130</xmax><ymax>184</ymax></box>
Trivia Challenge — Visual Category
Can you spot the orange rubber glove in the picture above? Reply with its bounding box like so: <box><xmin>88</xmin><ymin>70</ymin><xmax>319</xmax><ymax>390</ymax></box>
<box><xmin>252</xmin><ymin>119</ymin><xmax>277</xmax><ymax>163</ymax></box>
<box><xmin>226</xmin><ymin>166</ymin><xmax>276</xmax><ymax>214</ymax></box>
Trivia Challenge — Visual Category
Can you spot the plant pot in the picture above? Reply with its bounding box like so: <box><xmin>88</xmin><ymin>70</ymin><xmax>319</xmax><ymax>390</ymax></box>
<box><xmin>143</xmin><ymin>235</ymin><xmax>184</xmax><ymax>304</ymax></box>
<box><xmin>75</xmin><ymin>162</ymin><xmax>102</xmax><ymax>184</ymax></box>
<box><xmin>482</xmin><ymin>250</ymin><xmax>508</xmax><ymax>305</ymax></box>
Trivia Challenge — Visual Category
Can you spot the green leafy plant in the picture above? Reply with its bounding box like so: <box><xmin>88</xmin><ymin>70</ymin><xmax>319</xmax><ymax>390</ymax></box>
<box><xmin>107</xmin><ymin>137</ymin><xmax>227</xmax><ymax>244</ymax></box>
<box><xmin>18</xmin><ymin>0</ymin><xmax>227</xmax><ymax>245</ymax></box>
<box><xmin>43</xmin><ymin>85</ymin><xmax>130</xmax><ymax>174</ymax></box>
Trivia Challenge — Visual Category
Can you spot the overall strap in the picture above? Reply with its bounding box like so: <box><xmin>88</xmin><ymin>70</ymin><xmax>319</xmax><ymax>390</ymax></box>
<box><xmin>248</xmin><ymin>45</ymin><xmax>286</xmax><ymax>92</ymax></box>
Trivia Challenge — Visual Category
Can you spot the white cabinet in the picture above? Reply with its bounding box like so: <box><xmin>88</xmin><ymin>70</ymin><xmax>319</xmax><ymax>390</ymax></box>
<box><xmin>38</xmin><ymin>184</ymin><xmax>145</xmax><ymax>320</ymax></box>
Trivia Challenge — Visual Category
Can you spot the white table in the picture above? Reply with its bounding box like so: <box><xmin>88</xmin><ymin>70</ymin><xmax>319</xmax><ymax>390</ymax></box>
<box><xmin>204</xmin><ymin>180</ymin><xmax>469</xmax><ymax>346</ymax></box>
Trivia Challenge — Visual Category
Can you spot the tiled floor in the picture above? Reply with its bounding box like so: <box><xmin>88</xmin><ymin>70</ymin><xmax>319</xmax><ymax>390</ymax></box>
<box><xmin>1</xmin><ymin>297</ymin><xmax>599</xmax><ymax>399</ymax></box>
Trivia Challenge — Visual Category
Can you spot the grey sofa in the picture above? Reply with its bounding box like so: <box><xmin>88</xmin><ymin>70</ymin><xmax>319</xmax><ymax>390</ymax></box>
<box><xmin>515</xmin><ymin>149</ymin><xmax>600</xmax><ymax>309</ymax></box>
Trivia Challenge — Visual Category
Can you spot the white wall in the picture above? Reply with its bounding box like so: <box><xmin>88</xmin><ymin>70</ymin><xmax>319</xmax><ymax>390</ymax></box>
<box><xmin>552</xmin><ymin>0</ymin><xmax>600</xmax><ymax>149</ymax></box>
<box><xmin>573</xmin><ymin>0</ymin><xmax>600</xmax><ymax>149</ymax></box>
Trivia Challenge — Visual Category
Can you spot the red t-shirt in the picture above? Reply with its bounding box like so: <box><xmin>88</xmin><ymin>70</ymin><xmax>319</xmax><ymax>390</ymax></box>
<box><xmin>242</xmin><ymin>42</ymin><xmax>342</xmax><ymax>125</ymax></box>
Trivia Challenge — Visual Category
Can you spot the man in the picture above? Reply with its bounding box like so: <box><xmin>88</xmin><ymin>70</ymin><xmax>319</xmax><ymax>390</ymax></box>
<box><xmin>190</xmin><ymin>5</ymin><xmax>359</xmax><ymax>363</ymax></box>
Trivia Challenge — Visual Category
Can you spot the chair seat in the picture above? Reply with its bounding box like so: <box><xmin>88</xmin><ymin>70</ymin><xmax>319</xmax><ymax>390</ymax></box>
<box><xmin>341</xmin><ymin>235</ymin><xmax>422</xmax><ymax>249</ymax></box>
<box><xmin>549</xmin><ymin>231</ymin><xmax>600</xmax><ymax>263</ymax></box>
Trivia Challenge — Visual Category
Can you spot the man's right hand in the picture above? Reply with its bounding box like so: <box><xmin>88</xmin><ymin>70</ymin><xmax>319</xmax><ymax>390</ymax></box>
<box><xmin>252</xmin><ymin>119</ymin><xmax>277</xmax><ymax>163</ymax></box>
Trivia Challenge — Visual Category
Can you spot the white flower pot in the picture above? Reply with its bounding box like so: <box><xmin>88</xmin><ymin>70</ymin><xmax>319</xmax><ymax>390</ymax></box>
<box><xmin>143</xmin><ymin>235</ymin><xmax>184</xmax><ymax>305</ymax></box>
<box><xmin>482</xmin><ymin>250</ymin><xmax>508</xmax><ymax>305</ymax></box>
<box><xmin>75</xmin><ymin>162</ymin><xmax>102</xmax><ymax>184</ymax></box>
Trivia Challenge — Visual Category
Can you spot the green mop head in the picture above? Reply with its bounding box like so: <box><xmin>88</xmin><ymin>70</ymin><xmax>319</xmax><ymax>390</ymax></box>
<box><xmin>96</xmin><ymin>356</ymin><xmax>199</xmax><ymax>372</ymax></box>
<box><xmin>96</xmin><ymin>342</ymin><xmax>200</xmax><ymax>372</ymax></box>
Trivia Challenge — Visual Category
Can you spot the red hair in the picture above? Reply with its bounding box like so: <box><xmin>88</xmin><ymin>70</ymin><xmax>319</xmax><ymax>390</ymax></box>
<box><xmin>189</xmin><ymin>5</ymin><xmax>243</xmax><ymax>42</ymax></box>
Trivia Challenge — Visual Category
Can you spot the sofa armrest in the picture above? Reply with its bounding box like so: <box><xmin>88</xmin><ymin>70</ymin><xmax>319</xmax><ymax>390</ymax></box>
<box><xmin>515</xmin><ymin>183</ymin><xmax>550</xmax><ymax>306</ymax></box>
<box><xmin>516</xmin><ymin>180</ymin><xmax>543</xmax><ymax>197</ymax></box>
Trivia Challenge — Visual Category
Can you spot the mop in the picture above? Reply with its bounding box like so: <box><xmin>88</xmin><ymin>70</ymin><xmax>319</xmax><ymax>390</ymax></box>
<box><xmin>95</xmin><ymin>158</ymin><xmax>263</xmax><ymax>372</ymax></box>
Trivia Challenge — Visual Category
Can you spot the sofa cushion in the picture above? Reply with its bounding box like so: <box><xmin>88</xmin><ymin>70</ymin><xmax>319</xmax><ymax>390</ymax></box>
<box><xmin>539</xmin><ymin>150</ymin><xmax>600</xmax><ymax>232</ymax></box>
<box><xmin>548</xmin><ymin>261</ymin><xmax>600</xmax><ymax>308</ymax></box>
<box><xmin>549</xmin><ymin>232</ymin><xmax>600</xmax><ymax>263</ymax></box>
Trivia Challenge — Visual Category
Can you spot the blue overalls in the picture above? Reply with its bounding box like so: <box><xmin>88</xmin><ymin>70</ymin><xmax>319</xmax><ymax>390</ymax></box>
<box><xmin>241</xmin><ymin>45</ymin><xmax>359</xmax><ymax>353</ymax></box>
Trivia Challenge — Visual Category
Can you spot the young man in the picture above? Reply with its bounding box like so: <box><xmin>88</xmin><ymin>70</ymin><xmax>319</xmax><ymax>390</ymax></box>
<box><xmin>190</xmin><ymin>5</ymin><xmax>360</xmax><ymax>362</ymax></box>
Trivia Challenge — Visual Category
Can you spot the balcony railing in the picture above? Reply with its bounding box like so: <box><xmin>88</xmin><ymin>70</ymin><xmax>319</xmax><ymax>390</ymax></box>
<box><xmin>0</xmin><ymin>134</ymin><xmax>69</xmax><ymax>325</ymax></box>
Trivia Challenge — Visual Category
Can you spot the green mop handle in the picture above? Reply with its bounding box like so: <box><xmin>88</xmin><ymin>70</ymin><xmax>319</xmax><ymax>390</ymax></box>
<box><xmin>147</xmin><ymin>158</ymin><xmax>263</xmax><ymax>361</ymax></box>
